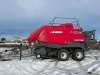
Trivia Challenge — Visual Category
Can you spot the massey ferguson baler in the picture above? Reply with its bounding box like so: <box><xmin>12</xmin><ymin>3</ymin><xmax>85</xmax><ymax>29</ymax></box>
<box><xmin>28</xmin><ymin>17</ymin><xmax>95</xmax><ymax>61</ymax></box>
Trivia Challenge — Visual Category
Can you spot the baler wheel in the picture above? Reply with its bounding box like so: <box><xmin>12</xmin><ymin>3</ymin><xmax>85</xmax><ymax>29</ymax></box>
<box><xmin>57</xmin><ymin>49</ymin><xmax>69</xmax><ymax>61</ymax></box>
<box><xmin>36</xmin><ymin>53</ymin><xmax>41</xmax><ymax>59</ymax></box>
<box><xmin>72</xmin><ymin>49</ymin><xmax>84</xmax><ymax>61</ymax></box>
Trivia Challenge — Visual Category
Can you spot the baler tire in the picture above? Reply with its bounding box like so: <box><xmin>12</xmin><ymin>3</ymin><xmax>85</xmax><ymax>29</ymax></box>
<box><xmin>57</xmin><ymin>49</ymin><xmax>69</xmax><ymax>61</ymax></box>
<box><xmin>72</xmin><ymin>49</ymin><xmax>84</xmax><ymax>61</ymax></box>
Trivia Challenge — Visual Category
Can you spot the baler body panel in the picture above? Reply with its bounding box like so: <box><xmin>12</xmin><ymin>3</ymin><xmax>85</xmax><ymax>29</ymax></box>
<box><xmin>28</xmin><ymin>26</ymin><xmax>47</xmax><ymax>43</ymax></box>
<box><xmin>28</xmin><ymin>23</ymin><xmax>85</xmax><ymax>45</ymax></box>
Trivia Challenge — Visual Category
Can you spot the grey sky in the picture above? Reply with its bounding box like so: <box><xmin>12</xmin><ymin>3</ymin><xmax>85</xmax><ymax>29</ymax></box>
<box><xmin>0</xmin><ymin>0</ymin><xmax>100</xmax><ymax>39</ymax></box>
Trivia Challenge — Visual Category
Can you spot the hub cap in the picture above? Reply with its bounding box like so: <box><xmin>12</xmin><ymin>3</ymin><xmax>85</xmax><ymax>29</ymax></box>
<box><xmin>60</xmin><ymin>52</ymin><xmax>68</xmax><ymax>59</ymax></box>
<box><xmin>76</xmin><ymin>52</ymin><xmax>83</xmax><ymax>59</ymax></box>
<box><xmin>37</xmin><ymin>54</ymin><xmax>41</xmax><ymax>58</ymax></box>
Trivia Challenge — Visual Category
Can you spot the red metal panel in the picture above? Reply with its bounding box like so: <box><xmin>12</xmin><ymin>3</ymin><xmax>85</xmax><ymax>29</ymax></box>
<box><xmin>28</xmin><ymin>26</ymin><xmax>47</xmax><ymax>43</ymax></box>
<box><xmin>28</xmin><ymin>23</ymin><xmax>85</xmax><ymax>45</ymax></box>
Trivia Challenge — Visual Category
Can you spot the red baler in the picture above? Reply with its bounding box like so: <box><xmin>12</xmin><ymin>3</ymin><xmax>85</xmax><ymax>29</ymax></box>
<box><xmin>28</xmin><ymin>17</ymin><xmax>95</xmax><ymax>61</ymax></box>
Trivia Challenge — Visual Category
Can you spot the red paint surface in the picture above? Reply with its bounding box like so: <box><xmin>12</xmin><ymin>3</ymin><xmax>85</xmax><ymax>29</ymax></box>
<box><xmin>28</xmin><ymin>23</ymin><xmax>85</xmax><ymax>45</ymax></box>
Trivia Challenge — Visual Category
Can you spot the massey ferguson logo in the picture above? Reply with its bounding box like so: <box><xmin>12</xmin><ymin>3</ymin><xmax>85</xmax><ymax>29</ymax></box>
<box><xmin>51</xmin><ymin>31</ymin><xmax>63</xmax><ymax>34</ymax></box>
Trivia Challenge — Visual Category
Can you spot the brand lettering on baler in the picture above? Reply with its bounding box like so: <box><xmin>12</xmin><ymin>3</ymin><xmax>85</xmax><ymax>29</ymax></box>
<box><xmin>74</xmin><ymin>39</ymin><xmax>84</xmax><ymax>41</ymax></box>
<box><xmin>51</xmin><ymin>31</ymin><xmax>63</xmax><ymax>34</ymax></box>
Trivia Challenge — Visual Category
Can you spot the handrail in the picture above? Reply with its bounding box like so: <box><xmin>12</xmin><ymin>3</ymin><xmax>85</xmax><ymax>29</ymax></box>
<box><xmin>48</xmin><ymin>17</ymin><xmax>80</xmax><ymax>28</ymax></box>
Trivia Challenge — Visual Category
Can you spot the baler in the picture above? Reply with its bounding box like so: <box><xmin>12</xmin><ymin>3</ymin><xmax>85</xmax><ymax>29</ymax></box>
<box><xmin>28</xmin><ymin>17</ymin><xmax>95</xmax><ymax>61</ymax></box>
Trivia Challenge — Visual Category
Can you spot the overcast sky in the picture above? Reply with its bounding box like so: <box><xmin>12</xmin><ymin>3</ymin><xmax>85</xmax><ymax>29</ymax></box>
<box><xmin>0</xmin><ymin>0</ymin><xmax>100</xmax><ymax>40</ymax></box>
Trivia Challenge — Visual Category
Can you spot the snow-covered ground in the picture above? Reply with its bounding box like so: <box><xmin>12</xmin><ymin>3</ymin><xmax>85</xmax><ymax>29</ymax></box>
<box><xmin>0</xmin><ymin>48</ymin><xmax>100</xmax><ymax>75</ymax></box>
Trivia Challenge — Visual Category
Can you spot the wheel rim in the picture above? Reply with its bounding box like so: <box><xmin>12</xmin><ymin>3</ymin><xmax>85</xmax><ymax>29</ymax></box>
<box><xmin>60</xmin><ymin>52</ymin><xmax>68</xmax><ymax>59</ymax></box>
<box><xmin>76</xmin><ymin>52</ymin><xmax>83</xmax><ymax>59</ymax></box>
<box><xmin>37</xmin><ymin>54</ymin><xmax>41</xmax><ymax>58</ymax></box>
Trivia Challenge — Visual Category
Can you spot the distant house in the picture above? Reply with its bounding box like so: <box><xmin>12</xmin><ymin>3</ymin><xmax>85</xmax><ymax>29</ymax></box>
<box><xmin>10</xmin><ymin>36</ymin><xmax>23</xmax><ymax>43</ymax></box>
<box><xmin>11</xmin><ymin>39</ymin><xmax>23</xmax><ymax>43</ymax></box>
